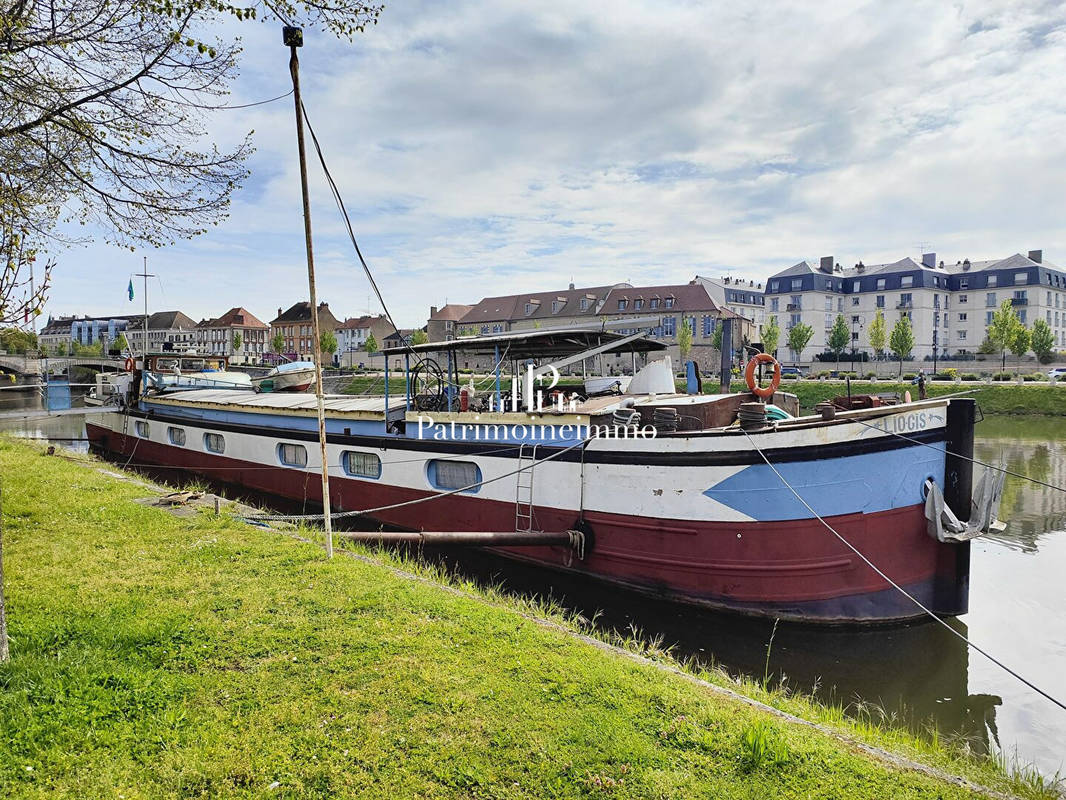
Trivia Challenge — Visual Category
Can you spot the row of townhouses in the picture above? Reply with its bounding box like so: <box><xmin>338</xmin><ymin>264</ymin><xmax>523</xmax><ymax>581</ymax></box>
<box><xmin>426</xmin><ymin>279</ymin><xmax>754</xmax><ymax>371</ymax></box>
<box><xmin>36</xmin><ymin>247</ymin><xmax>1059</xmax><ymax>368</ymax></box>
<box><xmin>38</xmin><ymin>301</ymin><xmax>400</xmax><ymax>366</ymax></box>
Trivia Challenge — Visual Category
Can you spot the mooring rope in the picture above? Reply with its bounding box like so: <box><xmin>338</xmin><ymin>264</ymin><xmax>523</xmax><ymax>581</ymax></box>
<box><xmin>740</xmin><ymin>428</ymin><xmax>1066</xmax><ymax>713</ymax></box>
<box><xmin>242</xmin><ymin>437</ymin><xmax>588</xmax><ymax>523</ymax></box>
<box><xmin>852</xmin><ymin>417</ymin><xmax>1066</xmax><ymax>495</ymax></box>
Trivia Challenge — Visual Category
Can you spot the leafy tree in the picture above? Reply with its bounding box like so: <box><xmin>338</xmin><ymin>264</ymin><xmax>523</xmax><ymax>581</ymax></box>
<box><xmin>54</xmin><ymin>340</ymin><xmax>67</xmax><ymax>356</ymax></box>
<box><xmin>231</xmin><ymin>331</ymin><xmax>242</xmax><ymax>353</ymax></box>
<box><xmin>271</xmin><ymin>331</ymin><xmax>284</xmax><ymax>354</ymax></box>
<box><xmin>712</xmin><ymin>323</ymin><xmax>723</xmax><ymax>352</ymax></box>
<box><xmin>677</xmin><ymin>318</ymin><xmax>693</xmax><ymax>362</ymax></box>
<box><xmin>828</xmin><ymin>314</ymin><xmax>849</xmax><ymax>368</ymax></box>
<box><xmin>1</xmin><ymin>180</ymin><xmax>53</xmax><ymax>325</ymax></box>
<box><xmin>786</xmin><ymin>322</ymin><xmax>814</xmax><ymax>361</ymax></box>
<box><xmin>889</xmin><ymin>314</ymin><xmax>914</xmax><ymax>378</ymax></box>
<box><xmin>319</xmin><ymin>330</ymin><xmax>337</xmax><ymax>356</ymax></box>
<box><xmin>867</xmin><ymin>309</ymin><xmax>886</xmax><ymax>356</ymax></box>
<box><xmin>987</xmin><ymin>300</ymin><xmax>1022</xmax><ymax>371</ymax></box>
<box><xmin>977</xmin><ymin>335</ymin><xmax>996</xmax><ymax>355</ymax></box>
<box><xmin>364</xmin><ymin>332</ymin><xmax>378</xmax><ymax>354</ymax></box>
<box><xmin>1010</xmin><ymin>324</ymin><xmax>1030</xmax><ymax>358</ymax></box>
<box><xmin>410</xmin><ymin>329</ymin><xmax>428</xmax><ymax>346</ymax></box>
<box><xmin>0</xmin><ymin>1</ymin><xmax>383</xmax><ymax>248</ymax></box>
<box><xmin>1031</xmin><ymin>318</ymin><xmax>1055</xmax><ymax>364</ymax></box>
<box><xmin>114</xmin><ymin>333</ymin><xmax>130</xmax><ymax>354</ymax></box>
<box><xmin>762</xmin><ymin>315</ymin><xmax>780</xmax><ymax>357</ymax></box>
<box><xmin>0</xmin><ymin>327</ymin><xmax>36</xmax><ymax>353</ymax></box>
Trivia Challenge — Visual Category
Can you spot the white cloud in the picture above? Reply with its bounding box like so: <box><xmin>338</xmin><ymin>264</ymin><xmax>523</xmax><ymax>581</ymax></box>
<box><xmin>41</xmin><ymin>0</ymin><xmax>1066</xmax><ymax>326</ymax></box>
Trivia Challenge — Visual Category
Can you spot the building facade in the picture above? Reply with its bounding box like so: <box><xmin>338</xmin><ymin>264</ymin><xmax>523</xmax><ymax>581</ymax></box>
<box><xmin>195</xmin><ymin>307</ymin><xmax>269</xmax><ymax>364</ymax></box>
<box><xmin>694</xmin><ymin>276</ymin><xmax>767</xmax><ymax>338</ymax></box>
<box><xmin>39</xmin><ymin>312</ymin><xmax>197</xmax><ymax>354</ymax></box>
<box><xmin>269</xmin><ymin>302</ymin><xmax>341</xmax><ymax>361</ymax></box>
<box><xmin>763</xmin><ymin>250</ymin><xmax>1065</xmax><ymax>362</ymax></box>
<box><xmin>427</xmin><ymin>304</ymin><xmax>473</xmax><ymax>342</ymax></box>
<box><xmin>336</xmin><ymin>314</ymin><xmax>394</xmax><ymax>368</ymax></box>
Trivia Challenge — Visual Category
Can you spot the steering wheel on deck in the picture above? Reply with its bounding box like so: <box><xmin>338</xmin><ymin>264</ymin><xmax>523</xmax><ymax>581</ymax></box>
<box><xmin>411</xmin><ymin>358</ymin><xmax>445</xmax><ymax>411</ymax></box>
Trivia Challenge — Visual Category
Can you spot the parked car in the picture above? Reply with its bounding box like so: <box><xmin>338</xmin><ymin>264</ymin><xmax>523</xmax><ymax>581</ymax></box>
<box><xmin>1047</xmin><ymin>368</ymin><xmax>1066</xmax><ymax>380</ymax></box>
<box><xmin>779</xmin><ymin>366</ymin><xmax>806</xmax><ymax>379</ymax></box>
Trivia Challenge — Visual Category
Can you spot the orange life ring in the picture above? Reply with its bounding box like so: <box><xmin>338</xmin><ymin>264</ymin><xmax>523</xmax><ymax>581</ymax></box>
<box><xmin>124</xmin><ymin>357</ymin><xmax>136</xmax><ymax>372</ymax></box>
<box><xmin>744</xmin><ymin>353</ymin><xmax>781</xmax><ymax>399</ymax></box>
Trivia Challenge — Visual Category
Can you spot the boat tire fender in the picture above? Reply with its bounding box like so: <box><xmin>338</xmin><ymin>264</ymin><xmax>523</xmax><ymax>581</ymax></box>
<box><xmin>124</xmin><ymin>357</ymin><xmax>136</xmax><ymax>372</ymax></box>
<box><xmin>744</xmin><ymin>353</ymin><xmax>781</xmax><ymax>399</ymax></box>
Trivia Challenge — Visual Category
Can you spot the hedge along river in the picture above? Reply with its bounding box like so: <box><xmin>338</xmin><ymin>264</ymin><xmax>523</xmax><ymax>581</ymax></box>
<box><xmin>2</xmin><ymin>386</ymin><xmax>1064</xmax><ymax>777</ymax></box>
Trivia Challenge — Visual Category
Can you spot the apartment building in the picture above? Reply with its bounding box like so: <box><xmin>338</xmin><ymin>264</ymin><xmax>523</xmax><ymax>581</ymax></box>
<box><xmin>764</xmin><ymin>250</ymin><xmax>1065</xmax><ymax>361</ymax></box>
<box><xmin>336</xmin><ymin>314</ymin><xmax>394</xmax><ymax>367</ymax></box>
<box><xmin>269</xmin><ymin>302</ymin><xmax>341</xmax><ymax>361</ymax></box>
<box><xmin>195</xmin><ymin>307</ymin><xmax>269</xmax><ymax>364</ymax></box>
<box><xmin>693</xmin><ymin>275</ymin><xmax>767</xmax><ymax>338</ymax></box>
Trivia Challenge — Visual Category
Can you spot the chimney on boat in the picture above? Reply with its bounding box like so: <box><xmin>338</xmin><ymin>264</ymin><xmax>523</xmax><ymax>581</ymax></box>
<box><xmin>819</xmin><ymin>255</ymin><xmax>834</xmax><ymax>274</ymax></box>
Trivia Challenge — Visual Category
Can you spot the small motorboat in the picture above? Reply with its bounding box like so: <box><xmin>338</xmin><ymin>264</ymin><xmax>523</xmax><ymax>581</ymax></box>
<box><xmin>252</xmin><ymin>361</ymin><xmax>316</xmax><ymax>393</ymax></box>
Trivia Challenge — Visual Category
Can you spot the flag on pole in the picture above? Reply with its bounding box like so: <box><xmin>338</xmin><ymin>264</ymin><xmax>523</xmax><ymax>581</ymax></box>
<box><xmin>128</xmin><ymin>279</ymin><xmax>134</xmax><ymax>301</ymax></box>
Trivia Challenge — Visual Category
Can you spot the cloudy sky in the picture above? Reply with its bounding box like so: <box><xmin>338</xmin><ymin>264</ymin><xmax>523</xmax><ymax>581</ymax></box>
<box><xmin>40</xmin><ymin>0</ymin><xmax>1066</xmax><ymax>328</ymax></box>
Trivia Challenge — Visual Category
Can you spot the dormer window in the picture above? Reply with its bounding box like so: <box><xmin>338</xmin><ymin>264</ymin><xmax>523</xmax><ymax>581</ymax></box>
<box><xmin>664</xmin><ymin>296</ymin><xmax>675</xmax><ymax>308</ymax></box>
<box><xmin>524</xmin><ymin>300</ymin><xmax>540</xmax><ymax>315</ymax></box>
<box><xmin>617</xmin><ymin>299</ymin><xmax>628</xmax><ymax>311</ymax></box>
<box><xmin>551</xmin><ymin>298</ymin><xmax>566</xmax><ymax>314</ymax></box>
<box><xmin>649</xmin><ymin>298</ymin><xmax>660</xmax><ymax>309</ymax></box>
<box><xmin>580</xmin><ymin>298</ymin><xmax>589</xmax><ymax>311</ymax></box>
<box><xmin>634</xmin><ymin>299</ymin><xmax>644</xmax><ymax>310</ymax></box>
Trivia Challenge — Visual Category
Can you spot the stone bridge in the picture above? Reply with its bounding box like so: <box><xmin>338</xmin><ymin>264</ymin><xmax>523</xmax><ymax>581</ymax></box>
<box><xmin>0</xmin><ymin>354</ymin><xmax>126</xmax><ymax>376</ymax></box>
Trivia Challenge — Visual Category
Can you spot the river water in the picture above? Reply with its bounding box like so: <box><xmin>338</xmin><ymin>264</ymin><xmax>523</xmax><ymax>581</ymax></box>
<box><xmin>1</xmin><ymin>384</ymin><xmax>1064</xmax><ymax>777</ymax></box>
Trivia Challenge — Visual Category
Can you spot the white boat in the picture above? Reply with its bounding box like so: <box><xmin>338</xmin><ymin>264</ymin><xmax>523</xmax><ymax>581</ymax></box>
<box><xmin>252</xmin><ymin>361</ymin><xmax>316</xmax><ymax>393</ymax></box>
<box><xmin>142</xmin><ymin>354</ymin><xmax>252</xmax><ymax>392</ymax></box>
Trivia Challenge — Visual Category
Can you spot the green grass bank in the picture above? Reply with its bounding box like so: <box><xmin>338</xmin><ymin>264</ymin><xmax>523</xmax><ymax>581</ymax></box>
<box><xmin>1</xmin><ymin>438</ymin><xmax>1053</xmax><ymax>799</ymax></box>
<box><xmin>758</xmin><ymin>380</ymin><xmax>1066</xmax><ymax>415</ymax></box>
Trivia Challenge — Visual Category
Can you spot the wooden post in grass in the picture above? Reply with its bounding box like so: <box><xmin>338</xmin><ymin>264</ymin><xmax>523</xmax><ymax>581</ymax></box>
<box><xmin>286</xmin><ymin>26</ymin><xmax>333</xmax><ymax>558</ymax></box>
<box><xmin>1</xmin><ymin>478</ymin><xmax>8</xmax><ymax>662</ymax></box>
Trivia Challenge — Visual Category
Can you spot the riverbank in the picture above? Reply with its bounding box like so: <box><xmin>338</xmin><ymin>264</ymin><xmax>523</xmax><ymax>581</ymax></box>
<box><xmin>0</xmin><ymin>438</ymin><xmax>1054</xmax><ymax>799</ymax></box>
<box><xmin>765</xmin><ymin>380</ymin><xmax>1066</xmax><ymax>415</ymax></box>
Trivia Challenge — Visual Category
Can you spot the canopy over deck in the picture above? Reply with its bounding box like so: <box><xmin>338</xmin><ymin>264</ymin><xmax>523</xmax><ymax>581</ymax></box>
<box><xmin>380</xmin><ymin>328</ymin><xmax>668</xmax><ymax>359</ymax></box>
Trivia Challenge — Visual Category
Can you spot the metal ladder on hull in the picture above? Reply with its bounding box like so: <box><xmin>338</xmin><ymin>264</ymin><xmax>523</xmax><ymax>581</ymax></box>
<box><xmin>515</xmin><ymin>443</ymin><xmax>539</xmax><ymax>532</ymax></box>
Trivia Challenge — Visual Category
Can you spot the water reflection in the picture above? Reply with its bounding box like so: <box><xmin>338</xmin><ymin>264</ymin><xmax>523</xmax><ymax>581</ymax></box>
<box><xmin>1</xmin><ymin>393</ymin><xmax>1062</xmax><ymax>774</ymax></box>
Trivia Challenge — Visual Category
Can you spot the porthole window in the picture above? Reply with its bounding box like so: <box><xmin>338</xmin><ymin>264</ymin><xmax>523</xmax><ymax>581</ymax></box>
<box><xmin>203</xmin><ymin>433</ymin><xmax>225</xmax><ymax>454</ymax></box>
<box><xmin>428</xmin><ymin>459</ymin><xmax>481</xmax><ymax>493</ymax></box>
<box><xmin>343</xmin><ymin>451</ymin><xmax>381</xmax><ymax>479</ymax></box>
<box><xmin>168</xmin><ymin>427</ymin><xmax>186</xmax><ymax>446</ymax></box>
<box><xmin>134</xmin><ymin>421</ymin><xmax>150</xmax><ymax>438</ymax></box>
<box><xmin>278</xmin><ymin>442</ymin><xmax>307</xmax><ymax>467</ymax></box>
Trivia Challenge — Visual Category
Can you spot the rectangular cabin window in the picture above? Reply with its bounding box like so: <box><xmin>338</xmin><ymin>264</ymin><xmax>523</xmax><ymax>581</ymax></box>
<box><xmin>204</xmin><ymin>433</ymin><xmax>225</xmax><ymax>454</ymax></box>
<box><xmin>428</xmin><ymin>459</ymin><xmax>481</xmax><ymax>493</ymax></box>
<box><xmin>343</xmin><ymin>451</ymin><xmax>381</xmax><ymax>479</ymax></box>
<box><xmin>277</xmin><ymin>443</ymin><xmax>307</xmax><ymax>467</ymax></box>
<box><xmin>168</xmin><ymin>427</ymin><xmax>186</xmax><ymax>446</ymax></box>
<box><xmin>135</xmin><ymin>421</ymin><xmax>150</xmax><ymax>438</ymax></box>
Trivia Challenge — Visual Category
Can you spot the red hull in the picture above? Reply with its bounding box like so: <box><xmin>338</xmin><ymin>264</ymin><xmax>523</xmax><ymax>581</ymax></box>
<box><xmin>87</xmin><ymin>422</ymin><xmax>968</xmax><ymax>623</ymax></box>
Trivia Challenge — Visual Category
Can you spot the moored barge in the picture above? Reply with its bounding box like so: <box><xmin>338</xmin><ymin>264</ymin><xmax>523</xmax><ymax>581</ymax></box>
<box><xmin>86</xmin><ymin>328</ymin><xmax>998</xmax><ymax>624</ymax></box>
